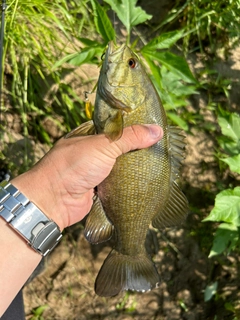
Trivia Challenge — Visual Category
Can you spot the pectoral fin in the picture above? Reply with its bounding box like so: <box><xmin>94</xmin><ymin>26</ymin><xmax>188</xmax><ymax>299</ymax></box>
<box><xmin>65</xmin><ymin>120</ymin><xmax>96</xmax><ymax>139</ymax></box>
<box><xmin>84</xmin><ymin>194</ymin><xmax>114</xmax><ymax>244</ymax></box>
<box><xmin>104</xmin><ymin>110</ymin><xmax>123</xmax><ymax>141</ymax></box>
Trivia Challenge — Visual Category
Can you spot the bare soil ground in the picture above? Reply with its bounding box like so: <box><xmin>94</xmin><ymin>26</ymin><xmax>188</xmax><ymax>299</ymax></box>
<box><xmin>17</xmin><ymin>46</ymin><xmax>240</xmax><ymax>320</ymax></box>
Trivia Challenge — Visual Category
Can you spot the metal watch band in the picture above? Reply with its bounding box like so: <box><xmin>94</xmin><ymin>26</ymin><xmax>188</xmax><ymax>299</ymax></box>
<box><xmin>0</xmin><ymin>180</ymin><xmax>62</xmax><ymax>256</ymax></box>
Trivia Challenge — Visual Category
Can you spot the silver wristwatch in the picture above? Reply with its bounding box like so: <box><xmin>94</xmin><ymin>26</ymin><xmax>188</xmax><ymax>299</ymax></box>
<box><xmin>0</xmin><ymin>180</ymin><xmax>62</xmax><ymax>256</ymax></box>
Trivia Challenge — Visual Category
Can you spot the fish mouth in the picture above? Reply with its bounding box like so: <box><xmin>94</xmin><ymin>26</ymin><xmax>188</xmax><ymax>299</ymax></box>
<box><xmin>107</xmin><ymin>41</ymin><xmax>125</xmax><ymax>58</ymax></box>
<box><xmin>107</xmin><ymin>41</ymin><xmax>115</xmax><ymax>55</ymax></box>
<box><xmin>106</xmin><ymin>41</ymin><xmax>126</xmax><ymax>64</ymax></box>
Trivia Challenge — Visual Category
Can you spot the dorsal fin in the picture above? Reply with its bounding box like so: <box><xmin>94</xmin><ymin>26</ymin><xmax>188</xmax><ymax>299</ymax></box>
<box><xmin>152</xmin><ymin>180</ymin><xmax>188</xmax><ymax>228</ymax></box>
<box><xmin>152</xmin><ymin>126</ymin><xmax>188</xmax><ymax>228</ymax></box>
<box><xmin>168</xmin><ymin>126</ymin><xmax>187</xmax><ymax>181</ymax></box>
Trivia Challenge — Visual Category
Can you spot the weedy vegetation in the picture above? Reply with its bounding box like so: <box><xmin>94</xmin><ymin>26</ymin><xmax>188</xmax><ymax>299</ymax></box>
<box><xmin>56</xmin><ymin>0</ymin><xmax>197</xmax><ymax>131</ymax></box>
<box><xmin>1</xmin><ymin>0</ymin><xmax>93</xmax><ymax>142</ymax></box>
<box><xmin>203</xmin><ymin>110</ymin><xmax>240</xmax><ymax>257</ymax></box>
<box><xmin>1</xmin><ymin>0</ymin><xmax>240</xmax><ymax>318</ymax></box>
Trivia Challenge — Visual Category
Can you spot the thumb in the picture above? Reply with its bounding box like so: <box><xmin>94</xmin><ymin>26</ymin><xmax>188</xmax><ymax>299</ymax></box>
<box><xmin>113</xmin><ymin>124</ymin><xmax>163</xmax><ymax>155</ymax></box>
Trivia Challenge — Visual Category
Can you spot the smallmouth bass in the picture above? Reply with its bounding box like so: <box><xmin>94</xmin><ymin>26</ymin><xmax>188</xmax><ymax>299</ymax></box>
<box><xmin>66</xmin><ymin>42</ymin><xmax>188</xmax><ymax>297</ymax></box>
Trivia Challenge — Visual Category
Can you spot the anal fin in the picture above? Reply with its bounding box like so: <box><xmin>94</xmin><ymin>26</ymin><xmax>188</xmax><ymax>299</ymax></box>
<box><xmin>84</xmin><ymin>194</ymin><xmax>114</xmax><ymax>244</ymax></box>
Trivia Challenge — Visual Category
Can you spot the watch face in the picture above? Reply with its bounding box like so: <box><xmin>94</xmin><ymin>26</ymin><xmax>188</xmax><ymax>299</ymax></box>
<box><xmin>0</xmin><ymin>182</ymin><xmax>62</xmax><ymax>256</ymax></box>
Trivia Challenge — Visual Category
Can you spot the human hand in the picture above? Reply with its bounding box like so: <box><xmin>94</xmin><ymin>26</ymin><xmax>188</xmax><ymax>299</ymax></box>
<box><xmin>11</xmin><ymin>124</ymin><xmax>163</xmax><ymax>231</ymax></box>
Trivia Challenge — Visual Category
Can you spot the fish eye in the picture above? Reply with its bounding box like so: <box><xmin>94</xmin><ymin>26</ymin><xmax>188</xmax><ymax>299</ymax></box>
<box><xmin>101</xmin><ymin>52</ymin><xmax>106</xmax><ymax>60</ymax></box>
<box><xmin>128</xmin><ymin>58</ymin><xmax>136</xmax><ymax>69</ymax></box>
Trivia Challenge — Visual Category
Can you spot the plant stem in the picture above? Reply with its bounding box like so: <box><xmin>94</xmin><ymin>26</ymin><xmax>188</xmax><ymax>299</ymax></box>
<box><xmin>0</xmin><ymin>0</ymin><xmax>7</xmax><ymax>110</ymax></box>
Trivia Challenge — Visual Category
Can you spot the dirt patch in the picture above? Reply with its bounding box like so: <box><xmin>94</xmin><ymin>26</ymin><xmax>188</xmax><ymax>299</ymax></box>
<box><xmin>23</xmin><ymin>225</ymin><xmax>209</xmax><ymax>320</ymax></box>
<box><xmin>23</xmin><ymin>216</ymin><xmax>240</xmax><ymax>320</ymax></box>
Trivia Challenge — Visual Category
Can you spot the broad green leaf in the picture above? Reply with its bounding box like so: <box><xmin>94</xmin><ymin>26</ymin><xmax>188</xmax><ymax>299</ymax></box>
<box><xmin>221</xmin><ymin>154</ymin><xmax>240</xmax><ymax>174</ymax></box>
<box><xmin>224</xmin><ymin>302</ymin><xmax>236</xmax><ymax>313</ymax></box>
<box><xmin>218</xmin><ymin>136</ymin><xmax>240</xmax><ymax>156</ymax></box>
<box><xmin>142</xmin><ymin>57</ymin><xmax>169</xmax><ymax>108</ymax></box>
<box><xmin>91</xmin><ymin>0</ymin><xmax>116</xmax><ymax>43</ymax></box>
<box><xmin>218</xmin><ymin>112</ymin><xmax>240</xmax><ymax>157</ymax></box>
<box><xmin>203</xmin><ymin>187</ymin><xmax>240</xmax><ymax>226</ymax></box>
<box><xmin>204</xmin><ymin>282</ymin><xmax>218</xmax><ymax>302</ymax></box>
<box><xmin>143</xmin><ymin>56</ymin><xmax>162</xmax><ymax>89</ymax></box>
<box><xmin>218</xmin><ymin>112</ymin><xmax>240</xmax><ymax>143</ymax></box>
<box><xmin>104</xmin><ymin>0</ymin><xmax>152</xmax><ymax>37</ymax></box>
<box><xmin>149</xmin><ymin>74</ymin><xmax>171</xmax><ymax>105</ymax></box>
<box><xmin>52</xmin><ymin>52</ymin><xmax>79</xmax><ymax>69</ymax></box>
<box><xmin>148</xmin><ymin>69</ymin><xmax>184</xmax><ymax>111</ymax></box>
<box><xmin>160</xmin><ymin>66</ymin><xmax>198</xmax><ymax>96</ymax></box>
<box><xmin>149</xmin><ymin>74</ymin><xmax>175</xmax><ymax>110</ymax></box>
<box><xmin>167</xmin><ymin>112</ymin><xmax>189</xmax><ymax>130</ymax></box>
<box><xmin>142</xmin><ymin>50</ymin><xmax>196</xmax><ymax>84</ymax></box>
<box><xmin>68</xmin><ymin>47</ymin><xmax>103</xmax><ymax>66</ymax></box>
<box><xmin>53</xmin><ymin>41</ymin><xmax>104</xmax><ymax>69</ymax></box>
<box><xmin>208</xmin><ymin>223</ymin><xmax>239</xmax><ymax>257</ymax></box>
<box><xmin>79</xmin><ymin>38</ymin><xmax>103</xmax><ymax>47</ymax></box>
<box><xmin>142</xmin><ymin>59</ymin><xmax>196</xmax><ymax>118</ymax></box>
<box><xmin>142</xmin><ymin>30</ymin><xmax>184</xmax><ymax>51</ymax></box>
<box><xmin>164</xmin><ymin>97</ymin><xmax>188</xmax><ymax>109</ymax></box>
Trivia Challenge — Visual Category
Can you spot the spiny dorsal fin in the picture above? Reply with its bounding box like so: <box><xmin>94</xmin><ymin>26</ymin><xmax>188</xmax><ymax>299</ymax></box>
<box><xmin>65</xmin><ymin>120</ymin><xmax>96</xmax><ymax>139</ymax></box>
<box><xmin>84</xmin><ymin>194</ymin><xmax>114</xmax><ymax>244</ymax></box>
<box><xmin>152</xmin><ymin>126</ymin><xmax>188</xmax><ymax>228</ymax></box>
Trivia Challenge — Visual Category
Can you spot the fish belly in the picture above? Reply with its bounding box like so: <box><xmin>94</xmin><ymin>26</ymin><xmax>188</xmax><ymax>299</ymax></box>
<box><xmin>97</xmin><ymin>141</ymin><xmax>169</xmax><ymax>255</ymax></box>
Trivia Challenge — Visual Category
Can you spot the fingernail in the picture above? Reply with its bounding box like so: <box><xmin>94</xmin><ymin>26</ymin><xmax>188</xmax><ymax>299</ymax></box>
<box><xmin>145</xmin><ymin>124</ymin><xmax>163</xmax><ymax>139</ymax></box>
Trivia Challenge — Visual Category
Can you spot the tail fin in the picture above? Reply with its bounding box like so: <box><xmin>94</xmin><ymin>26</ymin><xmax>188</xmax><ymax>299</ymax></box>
<box><xmin>95</xmin><ymin>249</ymin><xmax>160</xmax><ymax>297</ymax></box>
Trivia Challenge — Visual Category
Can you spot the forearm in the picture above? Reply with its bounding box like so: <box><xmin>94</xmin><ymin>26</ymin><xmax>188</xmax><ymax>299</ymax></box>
<box><xmin>0</xmin><ymin>151</ymin><xmax>88</xmax><ymax>315</ymax></box>
<box><xmin>0</xmin><ymin>171</ymin><xmax>65</xmax><ymax>316</ymax></box>
<box><xmin>0</xmin><ymin>217</ymin><xmax>42</xmax><ymax>316</ymax></box>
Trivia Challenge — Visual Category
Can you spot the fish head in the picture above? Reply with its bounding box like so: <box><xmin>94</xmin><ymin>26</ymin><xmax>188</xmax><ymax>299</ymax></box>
<box><xmin>99</xmin><ymin>41</ymin><xmax>147</xmax><ymax>110</ymax></box>
<box><xmin>95</xmin><ymin>42</ymin><xmax>151</xmax><ymax>140</ymax></box>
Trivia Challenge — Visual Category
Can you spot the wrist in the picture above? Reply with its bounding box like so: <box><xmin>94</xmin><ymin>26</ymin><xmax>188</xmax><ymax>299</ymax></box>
<box><xmin>0</xmin><ymin>180</ymin><xmax>62</xmax><ymax>256</ymax></box>
<box><xmin>10</xmin><ymin>167</ymin><xmax>66</xmax><ymax>231</ymax></box>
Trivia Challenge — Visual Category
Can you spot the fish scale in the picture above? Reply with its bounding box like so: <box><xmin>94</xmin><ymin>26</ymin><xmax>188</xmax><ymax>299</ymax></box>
<box><xmin>65</xmin><ymin>41</ymin><xmax>189</xmax><ymax>297</ymax></box>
